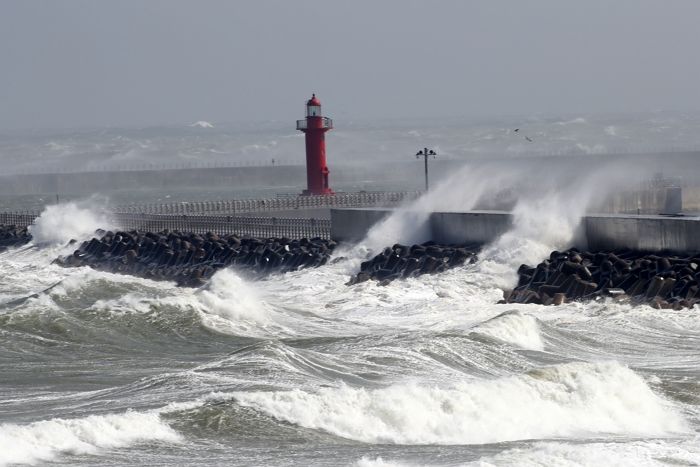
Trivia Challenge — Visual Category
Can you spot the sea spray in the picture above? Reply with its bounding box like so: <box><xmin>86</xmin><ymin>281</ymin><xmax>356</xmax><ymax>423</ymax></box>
<box><xmin>361</xmin><ymin>163</ymin><xmax>519</xmax><ymax>254</ymax></box>
<box><xmin>194</xmin><ymin>268</ymin><xmax>283</xmax><ymax>337</ymax></box>
<box><xmin>29</xmin><ymin>200</ymin><xmax>113</xmax><ymax>246</ymax></box>
<box><xmin>357</xmin><ymin>156</ymin><xmax>652</xmax><ymax>274</ymax></box>
<box><xmin>476</xmin><ymin>160</ymin><xmax>629</xmax><ymax>265</ymax></box>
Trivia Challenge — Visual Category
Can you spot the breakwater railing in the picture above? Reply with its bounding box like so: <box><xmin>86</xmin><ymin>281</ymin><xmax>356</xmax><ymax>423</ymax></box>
<box><xmin>0</xmin><ymin>212</ymin><xmax>38</xmax><ymax>229</ymax></box>
<box><xmin>0</xmin><ymin>211</ymin><xmax>332</xmax><ymax>239</ymax></box>
<box><xmin>113</xmin><ymin>191</ymin><xmax>421</xmax><ymax>215</ymax></box>
<box><xmin>113</xmin><ymin>213</ymin><xmax>331</xmax><ymax>239</ymax></box>
<box><xmin>0</xmin><ymin>191</ymin><xmax>420</xmax><ymax>239</ymax></box>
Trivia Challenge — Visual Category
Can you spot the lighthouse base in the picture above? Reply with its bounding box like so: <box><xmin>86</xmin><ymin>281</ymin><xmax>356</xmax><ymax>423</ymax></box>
<box><xmin>301</xmin><ymin>188</ymin><xmax>334</xmax><ymax>196</ymax></box>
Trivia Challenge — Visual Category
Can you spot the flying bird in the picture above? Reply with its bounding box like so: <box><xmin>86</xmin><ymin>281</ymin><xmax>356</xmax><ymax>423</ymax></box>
<box><xmin>513</xmin><ymin>128</ymin><xmax>534</xmax><ymax>142</ymax></box>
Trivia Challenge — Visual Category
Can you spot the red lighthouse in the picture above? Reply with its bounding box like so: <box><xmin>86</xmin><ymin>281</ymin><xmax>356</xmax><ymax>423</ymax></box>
<box><xmin>297</xmin><ymin>94</ymin><xmax>333</xmax><ymax>195</ymax></box>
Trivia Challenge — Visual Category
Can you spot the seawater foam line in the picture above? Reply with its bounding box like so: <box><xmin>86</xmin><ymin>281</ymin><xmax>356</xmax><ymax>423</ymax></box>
<box><xmin>472</xmin><ymin>439</ymin><xmax>700</xmax><ymax>467</ymax></box>
<box><xmin>232</xmin><ymin>361</ymin><xmax>688</xmax><ymax>446</ymax></box>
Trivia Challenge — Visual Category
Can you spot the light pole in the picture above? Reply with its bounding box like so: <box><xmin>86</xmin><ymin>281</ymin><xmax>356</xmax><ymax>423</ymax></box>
<box><xmin>416</xmin><ymin>148</ymin><xmax>437</xmax><ymax>191</ymax></box>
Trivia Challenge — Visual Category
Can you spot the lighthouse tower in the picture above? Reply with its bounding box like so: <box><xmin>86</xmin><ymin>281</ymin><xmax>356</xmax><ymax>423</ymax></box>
<box><xmin>297</xmin><ymin>94</ymin><xmax>333</xmax><ymax>195</ymax></box>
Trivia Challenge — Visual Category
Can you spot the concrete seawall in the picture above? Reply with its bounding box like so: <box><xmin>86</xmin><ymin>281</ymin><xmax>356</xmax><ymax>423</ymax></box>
<box><xmin>585</xmin><ymin>214</ymin><xmax>700</xmax><ymax>252</ymax></box>
<box><xmin>430</xmin><ymin>211</ymin><xmax>514</xmax><ymax>245</ymax></box>
<box><xmin>331</xmin><ymin>208</ymin><xmax>700</xmax><ymax>253</ymax></box>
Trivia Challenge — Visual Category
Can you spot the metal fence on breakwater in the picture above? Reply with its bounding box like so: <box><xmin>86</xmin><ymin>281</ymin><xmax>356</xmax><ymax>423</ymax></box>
<box><xmin>113</xmin><ymin>213</ymin><xmax>332</xmax><ymax>239</ymax></box>
<box><xmin>0</xmin><ymin>191</ymin><xmax>421</xmax><ymax>239</ymax></box>
<box><xmin>0</xmin><ymin>211</ymin><xmax>333</xmax><ymax>239</ymax></box>
<box><xmin>113</xmin><ymin>191</ymin><xmax>420</xmax><ymax>215</ymax></box>
<box><xmin>0</xmin><ymin>212</ymin><xmax>38</xmax><ymax>229</ymax></box>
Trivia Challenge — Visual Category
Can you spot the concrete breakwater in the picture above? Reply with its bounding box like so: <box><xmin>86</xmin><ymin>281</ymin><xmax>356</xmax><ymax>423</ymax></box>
<box><xmin>346</xmin><ymin>242</ymin><xmax>478</xmax><ymax>285</ymax></box>
<box><xmin>333</xmin><ymin>208</ymin><xmax>700</xmax><ymax>308</ymax></box>
<box><xmin>504</xmin><ymin>248</ymin><xmax>700</xmax><ymax>309</ymax></box>
<box><xmin>0</xmin><ymin>225</ymin><xmax>31</xmax><ymax>252</ymax></box>
<box><xmin>55</xmin><ymin>230</ymin><xmax>336</xmax><ymax>286</ymax></box>
<box><xmin>331</xmin><ymin>209</ymin><xmax>700</xmax><ymax>252</ymax></box>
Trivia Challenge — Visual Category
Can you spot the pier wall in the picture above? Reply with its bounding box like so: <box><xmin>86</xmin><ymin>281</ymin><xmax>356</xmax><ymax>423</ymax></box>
<box><xmin>584</xmin><ymin>215</ymin><xmax>700</xmax><ymax>252</ymax></box>
<box><xmin>330</xmin><ymin>209</ymin><xmax>392</xmax><ymax>242</ymax></box>
<box><xmin>330</xmin><ymin>208</ymin><xmax>700</xmax><ymax>253</ymax></box>
<box><xmin>430</xmin><ymin>211</ymin><xmax>514</xmax><ymax>244</ymax></box>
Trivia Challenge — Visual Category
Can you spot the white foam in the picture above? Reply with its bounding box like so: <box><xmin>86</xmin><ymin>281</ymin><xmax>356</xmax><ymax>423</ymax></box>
<box><xmin>355</xmin><ymin>456</ymin><xmax>414</xmax><ymax>467</ymax></box>
<box><xmin>472</xmin><ymin>438</ymin><xmax>700</xmax><ymax>467</ymax></box>
<box><xmin>189</xmin><ymin>120</ymin><xmax>214</xmax><ymax>128</ymax></box>
<box><xmin>192</xmin><ymin>268</ymin><xmax>286</xmax><ymax>337</ymax></box>
<box><xmin>29</xmin><ymin>201</ymin><xmax>113</xmax><ymax>246</ymax></box>
<box><xmin>234</xmin><ymin>361</ymin><xmax>687</xmax><ymax>445</ymax></box>
<box><xmin>556</xmin><ymin>117</ymin><xmax>588</xmax><ymax>126</ymax></box>
<box><xmin>472</xmin><ymin>311</ymin><xmax>544</xmax><ymax>351</ymax></box>
<box><xmin>0</xmin><ymin>411</ymin><xmax>179</xmax><ymax>466</ymax></box>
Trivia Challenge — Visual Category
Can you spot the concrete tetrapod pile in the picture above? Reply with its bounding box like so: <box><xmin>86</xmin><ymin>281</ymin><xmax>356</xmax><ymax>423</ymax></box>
<box><xmin>346</xmin><ymin>242</ymin><xmax>479</xmax><ymax>286</ymax></box>
<box><xmin>55</xmin><ymin>229</ymin><xmax>336</xmax><ymax>287</ymax></box>
<box><xmin>0</xmin><ymin>225</ymin><xmax>32</xmax><ymax>253</ymax></box>
<box><xmin>504</xmin><ymin>248</ymin><xmax>700</xmax><ymax>309</ymax></box>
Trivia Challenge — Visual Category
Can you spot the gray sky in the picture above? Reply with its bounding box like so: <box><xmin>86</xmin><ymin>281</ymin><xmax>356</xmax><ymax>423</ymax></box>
<box><xmin>1</xmin><ymin>0</ymin><xmax>700</xmax><ymax>130</ymax></box>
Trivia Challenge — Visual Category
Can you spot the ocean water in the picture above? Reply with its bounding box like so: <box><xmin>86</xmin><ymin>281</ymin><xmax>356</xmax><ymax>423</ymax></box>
<box><xmin>1</xmin><ymin>114</ymin><xmax>700</xmax><ymax>466</ymax></box>
<box><xmin>3</xmin><ymin>112</ymin><xmax>700</xmax><ymax>175</ymax></box>
<box><xmin>2</xmin><ymin>111</ymin><xmax>700</xmax><ymax>211</ymax></box>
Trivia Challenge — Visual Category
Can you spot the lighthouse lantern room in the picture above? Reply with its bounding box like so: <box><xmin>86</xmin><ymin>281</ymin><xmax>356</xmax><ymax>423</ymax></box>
<box><xmin>297</xmin><ymin>94</ymin><xmax>333</xmax><ymax>195</ymax></box>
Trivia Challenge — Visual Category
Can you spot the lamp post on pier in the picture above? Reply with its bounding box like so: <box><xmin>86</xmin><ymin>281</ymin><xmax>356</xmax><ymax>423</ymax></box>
<box><xmin>416</xmin><ymin>148</ymin><xmax>437</xmax><ymax>191</ymax></box>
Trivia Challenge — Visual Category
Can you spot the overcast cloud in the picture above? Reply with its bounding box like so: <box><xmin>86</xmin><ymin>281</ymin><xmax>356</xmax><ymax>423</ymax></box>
<box><xmin>1</xmin><ymin>0</ymin><xmax>699</xmax><ymax>130</ymax></box>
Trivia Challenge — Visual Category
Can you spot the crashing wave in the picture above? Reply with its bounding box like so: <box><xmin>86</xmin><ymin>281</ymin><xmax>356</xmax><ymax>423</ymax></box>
<box><xmin>189</xmin><ymin>121</ymin><xmax>214</xmax><ymax>128</ymax></box>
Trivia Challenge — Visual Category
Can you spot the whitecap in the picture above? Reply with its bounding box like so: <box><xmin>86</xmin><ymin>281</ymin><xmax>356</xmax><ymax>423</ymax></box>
<box><xmin>234</xmin><ymin>361</ymin><xmax>687</xmax><ymax>445</ymax></box>
<box><xmin>0</xmin><ymin>411</ymin><xmax>179</xmax><ymax>466</ymax></box>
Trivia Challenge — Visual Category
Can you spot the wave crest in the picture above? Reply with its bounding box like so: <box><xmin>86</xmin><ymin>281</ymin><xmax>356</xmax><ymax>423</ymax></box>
<box><xmin>0</xmin><ymin>411</ymin><xmax>179</xmax><ymax>466</ymax></box>
<box><xmin>234</xmin><ymin>361</ymin><xmax>686</xmax><ymax>445</ymax></box>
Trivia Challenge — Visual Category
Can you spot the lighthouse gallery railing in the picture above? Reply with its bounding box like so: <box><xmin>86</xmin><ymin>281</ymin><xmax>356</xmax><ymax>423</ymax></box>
<box><xmin>296</xmin><ymin>117</ymin><xmax>333</xmax><ymax>131</ymax></box>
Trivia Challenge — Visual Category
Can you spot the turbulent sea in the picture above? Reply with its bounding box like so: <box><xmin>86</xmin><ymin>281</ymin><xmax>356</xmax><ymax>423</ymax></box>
<box><xmin>2</xmin><ymin>210</ymin><xmax>700</xmax><ymax>466</ymax></box>
<box><xmin>2</xmin><ymin>114</ymin><xmax>700</xmax><ymax>466</ymax></box>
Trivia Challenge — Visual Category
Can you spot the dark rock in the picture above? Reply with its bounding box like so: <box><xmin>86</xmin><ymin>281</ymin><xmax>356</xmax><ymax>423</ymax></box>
<box><xmin>504</xmin><ymin>247</ymin><xmax>699</xmax><ymax>309</ymax></box>
<box><xmin>0</xmin><ymin>225</ymin><xmax>32</xmax><ymax>249</ymax></box>
<box><xmin>55</xmin><ymin>229</ymin><xmax>337</xmax><ymax>287</ymax></box>
<box><xmin>347</xmin><ymin>242</ymin><xmax>479</xmax><ymax>286</ymax></box>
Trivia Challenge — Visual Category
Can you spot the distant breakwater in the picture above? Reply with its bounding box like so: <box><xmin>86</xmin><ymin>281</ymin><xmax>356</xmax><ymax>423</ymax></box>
<box><xmin>55</xmin><ymin>230</ymin><xmax>336</xmax><ymax>286</ymax></box>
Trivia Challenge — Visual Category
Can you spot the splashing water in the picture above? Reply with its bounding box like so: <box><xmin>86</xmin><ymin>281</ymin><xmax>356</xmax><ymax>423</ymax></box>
<box><xmin>28</xmin><ymin>200</ymin><xmax>114</xmax><ymax>246</ymax></box>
